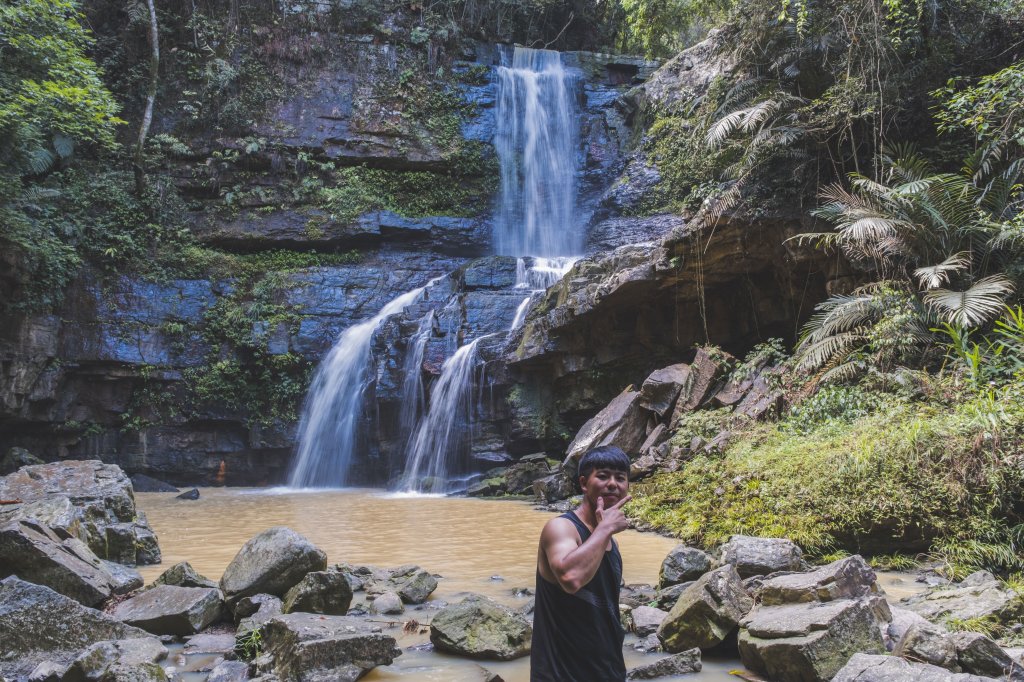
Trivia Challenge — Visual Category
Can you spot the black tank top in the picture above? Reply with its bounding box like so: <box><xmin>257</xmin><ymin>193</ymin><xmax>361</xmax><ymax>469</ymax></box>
<box><xmin>530</xmin><ymin>512</ymin><xmax>626</xmax><ymax>682</ymax></box>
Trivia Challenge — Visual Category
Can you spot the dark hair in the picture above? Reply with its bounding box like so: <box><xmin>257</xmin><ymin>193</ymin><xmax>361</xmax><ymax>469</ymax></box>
<box><xmin>577</xmin><ymin>445</ymin><xmax>630</xmax><ymax>481</ymax></box>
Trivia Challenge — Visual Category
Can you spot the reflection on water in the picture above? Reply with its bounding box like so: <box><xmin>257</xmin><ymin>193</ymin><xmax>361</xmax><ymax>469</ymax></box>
<box><xmin>137</xmin><ymin>488</ymin><xmax>749</xmax><ymax>680</ymax></box>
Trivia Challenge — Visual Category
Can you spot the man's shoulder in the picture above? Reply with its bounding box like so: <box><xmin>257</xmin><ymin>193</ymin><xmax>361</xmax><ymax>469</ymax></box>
<box><xmin>541</xmin><ymin>513</ymin><xmax>581</xmax><ymax>541</ymax></box>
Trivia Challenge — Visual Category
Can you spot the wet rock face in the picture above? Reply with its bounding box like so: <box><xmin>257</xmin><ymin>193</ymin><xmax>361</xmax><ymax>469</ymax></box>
<box><xmin>112</xmin><ymin>585</ymin><xmax>224</xmax><ymax>636</ymax></box>
<box><xmin>0</xmin><ymin>576</ymin><xmax>151</xmax><ymax>680</ymax></box>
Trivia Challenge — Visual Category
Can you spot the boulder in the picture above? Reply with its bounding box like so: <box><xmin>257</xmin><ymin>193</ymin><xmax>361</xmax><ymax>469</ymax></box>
<box><xmin>370</xmin><ymin>590</ymin><xmax>404</xmax><ymax>615</ymax></box>
<box><xmin>532</xmin><ymin>473</ymin><xmax>575</xmax><ymax>502</ymax></box>
<box><xmin>657</xmin><ymin>565</ymin><xmax>753</xmax><ymax>652</ymax></box>
<box><xmin>0</xmin><ymin>519</ymin><xmax>132</xmax><ymax>606</ymax></box>
<box><xmin>112</xmin><ymin>585</ymin><xmax>224</xmax><ymax>636</ymax></box>
<box><xmin>176</xmin><ymin>488</ymin><xmax>200</xmax><ymax>500</ymax></box>
<box><xmin>894</xmin><ymin>622</ymin><xmax>960</xmax><ymax>672</ymax></box>
<box><xmin>735</xmin><ymin>375</ymin><xmax>783</xmax><ymax>420</ymax></box>
<box><xmin>639</xmin><ymin>364</ymin><xmax>691</xmax><ymax>416</ymax></box>
<box><xmin>658</xmin><ymin>545</ymin><xmax>712</xmax><ymax>588</ymax></box>
<box><xmin>669</xmin><ymin>347</ymin><xmax>733</xmax><ymax>425</ymax></box>
<box><xmin>0</xmin><ymin>576</ymin><xmax>151</xmax><ymax>680</ymax></box>
<box><xmin>756</xmin><ymin>555</ymin><xmax>880</xmax><ymax>606</ymax></box>
<box><xmin>738</xmin><ymin>599</ymin><xmax>887</xmax><ymax>682</ymax></box>
<box><xmin>258</xmin><ymin>613</ymin><xmax>401</xmax><ymax>681</ymax></box>
<box><xmin>631</xmin><ymin>605</ymin><xmax>668</xmax><ymax>637</ymax></box>
<box><xmin>900</xmin><ymin>571</ymin><xmax>1024</xmax><ymax>625</ymax></box>
<box><xmin>718</xmin><ymin>535</ymin><xmax>803</xmax><ymax>578</ymax></box>
<box><xmin>100</xmin><ymin>558</ymin><xmax>145</xmax><ymax>594</ymax></box>
<box><xmin>282</xmin><ymin>570</ymin><xmax>352</xmax><ymax>615</ymax></box>
<box><xmin>364</xmin><ymin>564</ymin><xmax>438</xmax><ymax>604</ymax></box>
<box><xmin>563</xmin><ymin>389</ymin><xmax>648</xmax><ymax>470</ymax></box>
<box><xmin>627</xmin><ymin>648</ymin><xmax>702</xmax><ymax>679</ymax></box>
<box><xmin>833</xmin><ymin>653</ymin><xmax>995</xmax><ymax>681</ymax></box>
<box><xmin>653</xmin><ymin>581</ymin><xmax>691</xmax><ymax>610</ymax></box>
<box><xmin>950</xmin><ymin>631</ymin><xmax>1023</xmax><ymax>679</ymax></box>
<box><xmin>206</xmin><ymin>661</ymin><xmax>251</xmax><ymax>682</ymax></box>
<box><xmin>430</xmin><ymin>595</ymin><xmax>533</xmax><ymax>660</ymax></box>
<box><xmin>887</xmin><ymin>606</ymin><xmax>934</xmax><ymax>651</ymax></box>
<box><xmin>0</xmin><ymin>460</ymin><xmax>161</xmax><ymax>565</ymax></box>
<box><xmin>219</xmin><ymin>527</ymin><xmax>327</xmax><ymax>606</ymax></box>
<box><xmin>151</xmin><ymin>561</ymin><xmax>218</xmax><ymax>589</ymax></box>
<box><xmin>1</xmin><ymin>446</ymin><xmax>43</xmax><ymax>475</ymax></box>
<box><xmin>235</xmin><ymin>594</ymin><xmax>283</xmax><ymax>640</ymax></box>
<box><xmin>64</xmin><ymin>638</ymin><xmax>168</xmax><ymax>682</ymax></box>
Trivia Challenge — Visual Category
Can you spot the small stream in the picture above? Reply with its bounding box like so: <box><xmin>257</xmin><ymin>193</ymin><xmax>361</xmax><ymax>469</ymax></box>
<box><xmin>136</xmin><ymin>489</ymin><xmax>926</xmax><ymax>680</ymax></box>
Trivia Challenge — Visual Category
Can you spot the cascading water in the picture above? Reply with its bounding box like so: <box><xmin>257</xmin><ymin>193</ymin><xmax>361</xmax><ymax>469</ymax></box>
<box><xmin>398</xmin><ymin>311</ymin><xmax>435</xmax><ymax>448</ymax></box>
<box><xmin>494</xmin><ymin>48</ymin><xmax>580</xmax><ymax>257</ymax></box>
<box><xmin>289</xmin><ymin>287</ymin><xmax>427</xmax><ymax>488</ymax></box>
<box><xmin>401</xmin><ymin>337</ymin><xmax>485</xmax><ymax>492</ymax></box>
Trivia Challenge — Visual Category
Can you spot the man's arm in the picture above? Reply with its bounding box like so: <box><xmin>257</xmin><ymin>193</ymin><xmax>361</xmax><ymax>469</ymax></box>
<box><xmin>541</xmin><ymin>496</ymin><xmax>631</xmax><ymax>594</ymax></box>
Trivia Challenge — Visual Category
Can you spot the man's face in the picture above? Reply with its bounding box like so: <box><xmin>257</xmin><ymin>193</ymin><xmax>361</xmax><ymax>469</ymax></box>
<box><xmin>579</xmin><ymin>467</ymin><xmax>629</xmax><ymax>508</ymax></box>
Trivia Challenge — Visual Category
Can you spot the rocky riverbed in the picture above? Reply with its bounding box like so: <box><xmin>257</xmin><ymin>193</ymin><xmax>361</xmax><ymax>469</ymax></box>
<box><xmin>3</xmin><ymin>459</ymin><xmax>1024</xmax><ymax>681</ymax></box>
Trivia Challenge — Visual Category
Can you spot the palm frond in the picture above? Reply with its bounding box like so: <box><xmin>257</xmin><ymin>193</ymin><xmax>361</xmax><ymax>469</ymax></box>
<box><xmin>913</xmin><ymin>252</ymin><xmax>972</xmax><ymax>290</ymax></box>
<box><xmin>923</xmin><ymin>276</ymin><xmax>1016</xmax><ymax>327</ymax></box>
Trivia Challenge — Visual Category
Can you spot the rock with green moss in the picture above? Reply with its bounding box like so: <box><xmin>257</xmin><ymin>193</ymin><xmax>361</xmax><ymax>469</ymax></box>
<box><xmin>738</xmin><ymin>599</ymin><xmax>887</xmax><ymax>682</ymax></box>
<box><xmin>657</xmin><ymin>565</ymin><xmax>753</xmax><ymax>652</ymax></box>
<box><xmin>0</xmin><ymin>447</ymin><xmax>43</xmax><ymax>475</ymax></box>
<box><xmin>430</xmin><ymin>594</ymin><xmax>533</xmax><ymax>660</ymax></box>
<box><xmin>219</xmin><ymin>527</ymin><xmax>327</xmax><ymax>608</ymax></box>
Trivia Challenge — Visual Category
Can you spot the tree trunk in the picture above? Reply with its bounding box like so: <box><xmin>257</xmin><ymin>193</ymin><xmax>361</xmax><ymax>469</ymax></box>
<box><xmin>134</xmin><ymin>0</ymin><xmax>159</xmax><ymax>197</ymax></box>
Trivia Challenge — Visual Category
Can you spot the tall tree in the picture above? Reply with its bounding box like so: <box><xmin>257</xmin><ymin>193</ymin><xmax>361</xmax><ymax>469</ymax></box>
<box><xmin>134</xmin><ymin>0</ymin><xmax>158</xmax><ymax>195</ymax></box>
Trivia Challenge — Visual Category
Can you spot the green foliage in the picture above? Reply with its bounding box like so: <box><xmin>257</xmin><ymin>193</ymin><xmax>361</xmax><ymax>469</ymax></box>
<box><xmin>234</xmin><ymin>628</ymin><xmax>262</xmax><ymax>662</ymax></box>
<box><xmin>617</xmin><ymin>0</ymin><xmax>736</xmax><ymax>57</ymax></box>
<box><xmin>630</xmin><ymin>379</ymin><xmax>1024</xmax><ymax>572</ymax></box>
<box><xmin>867</xmin><ymin>553</ymin><xmax>919</xmax><ymax>570</ymax></box>
<box><xmin>782</xmin><ymin>384</ymin><xmax>884</xmax><ymax>434</ymax></box>
<box><xmin>0</xmin><ymin>0</ymin><xmax>123</xmax><ymax>176</ymax></box>
<box><xmin>731</xmin><ymin>337</ymin><xmax>788</xmax><ymax>382</ymax></box>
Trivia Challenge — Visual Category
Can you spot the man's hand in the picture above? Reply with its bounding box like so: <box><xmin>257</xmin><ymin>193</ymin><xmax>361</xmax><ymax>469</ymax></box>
<box><xmin>595</xmin><ymin>494</ymin><xmax>632</xmax><ymax>535</ymax></box>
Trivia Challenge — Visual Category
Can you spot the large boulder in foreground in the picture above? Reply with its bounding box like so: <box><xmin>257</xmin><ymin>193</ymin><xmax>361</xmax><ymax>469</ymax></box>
<box><xmin>893</xmin><ymin>622</ymin><xmax>959</xmax><ymax>672</ymax></box>
<box><xmin>0</xmin><ymin>459</ymin><xmax>161</xmax><ymax>565</ymax></box>
<box><xmin>219</xmin><ymin>527</ymin><xmax>326</xmax><ymax>607</ymax></box>
<box><xmin>833</xmin><ymin>653</ymin><xmax>994</xmax><ymax>681</ymax></box>
<box><xmin>950</xmin><ymin>631</ymin><xmax>1024</xmax><ymax>680</ymax></box>
<box><xmin>900</xmin><ymin>571</ymin><xmax>1024</xmax><ymax>626</ymax></box>
<box><xmin>718</xmin><ymin>535</ymin><xmax>803</xmax><ymax>578</ymax></box>
<box><xmin>738</xmin><ymin>599</ymin><xmax>887</xmax><ymax>682</ymax></box>
<box><xmin>657</xmin><ymin>564</ymin><xmax>753</xmax><ymax>652</ymax></box>
<box><xmin>112</xmin><ymin>585</ymin><xmax>224</xmax><ymax>635</ymax></box>
<box><xmin>0</xmin><ymin>576</ymin><xmax>151</xmax><ymax>680</ymax></box>
<box><xmin>0</xmin><ymin>518</ymin><xmax>138</xmax><ymax>606</ymax></box>
<box><xmin>258</xmin><ymin>613</ymin><xmax>401</xmax><ymax>682</ymax></box>
<box><xmin>430</xmin><ymin>595</ymin><xmax>533</xmax><ymax>660</ymax></box>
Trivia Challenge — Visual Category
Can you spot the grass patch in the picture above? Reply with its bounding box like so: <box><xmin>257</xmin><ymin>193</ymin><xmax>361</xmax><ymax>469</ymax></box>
<box><xmin>628</xmin><ymin>381</ymin><xmax>1024</xmax><ymax>576</ymax></box>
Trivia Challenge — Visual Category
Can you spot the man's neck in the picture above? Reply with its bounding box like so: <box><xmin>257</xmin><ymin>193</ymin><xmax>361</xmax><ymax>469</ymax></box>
<box><xmin>574</xmin><ymin>499</ymin><xmax>598</xmax><ymax>531</ymax></box>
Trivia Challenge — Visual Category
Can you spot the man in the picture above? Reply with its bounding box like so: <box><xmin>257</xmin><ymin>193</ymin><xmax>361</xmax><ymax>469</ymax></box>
<box><xmin>530</xmin><ymin>445</ymin><xmax>633</xmax><ymax>681</ymax></box>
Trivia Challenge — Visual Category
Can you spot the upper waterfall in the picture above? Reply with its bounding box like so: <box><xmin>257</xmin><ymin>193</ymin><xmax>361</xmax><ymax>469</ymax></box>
<box><xmin>494</xmin><ymin>47</ymin><xmax>581</xmax><ymax>258</ymax></box>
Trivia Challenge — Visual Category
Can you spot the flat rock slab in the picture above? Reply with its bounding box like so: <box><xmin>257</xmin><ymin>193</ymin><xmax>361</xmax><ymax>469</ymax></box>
<box><xmin>718</xmin><ymin>535</ymin><xmax>803</xmax><ymax>578</ymax></box>
<box><xmin>833</xmin><ymin>653</ymin><xmax>995</xmax><ymax>681</ymax></box>
<box><xmin>658</xmin><ymin>564</ymin><xmax>753</xmax><ymax>652</ymax></box>
<box><xmin>430</xmin><ymin>595</ymin><xmax>533</xmax><ymax>660</ymax></box>
<box><xmin>259</xmin><ymin>613</ymin><xmax>401</xmax><ymax>682</ymax></box>
<box><xmin>219</xmin><ymin>527</ymin><xmax>327</xmax><ymax>606</ymax></box>
<box><xmin>757</xmin><ymin>555</ymin><xmax>879</xmax><ymax>606</ymax></box>
<box><xmin>632</xmin><ymin>605</ymin><xmax>669</xmax><ymax>637</ymax></box>
<box><xmin>627</xmin><ymin>648</ymin><xmax>702</xmax><ymax>679</ymax></box>
<box><xmin>183</xmin><ymin>632</ymin><xmax>238</xmax><ymax>655</ymax></box>
<box><xmin>739</xmin><ymin>599</ymin><xmax>886</xmax><ymax>682</ymax></box>
<box><xmin>900</xmin><ymin>571</ymin><xmax>1024</xmax><ymax>625</ymax></box>
<box><xmin>0</xmin><ymin>576</ymin><xmax>150</xmax><ymax>680</ymax></box>
<box><xmin>66</xmin><ymin>637</ymin><xmax>169</xmax><ymax>681</ymax></box>
<box><xmin>113</xmin><ymin>585</ymin><xmax>223</xmax><ymax>635</ymax></box>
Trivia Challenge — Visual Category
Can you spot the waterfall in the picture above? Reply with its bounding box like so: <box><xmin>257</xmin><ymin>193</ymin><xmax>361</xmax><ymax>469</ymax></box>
<box><xmin>398</xmin><ymin>311</ymin><xmax>435</xmax><ymax>449</ymax></box>
<box><xmin>495</xmin><ymin>48</ymin><xmax>581</xmax><ymax>257</ymax></box>
<box><xmin>289</xmin><ymin>286</ymin><xmax>427</xmax><ymax>488</ymax></box>
<box><xmin>401</xmin><ymin>337</ymin><xmax>485</xmax><ymax>492</ymax></box>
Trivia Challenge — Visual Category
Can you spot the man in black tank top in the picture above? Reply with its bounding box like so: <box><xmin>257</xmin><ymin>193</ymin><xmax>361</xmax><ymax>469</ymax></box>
<box><xmin>531</xmin><ymin>446</ymin><xmax>632</xmax><ymax>682</ymax></box>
